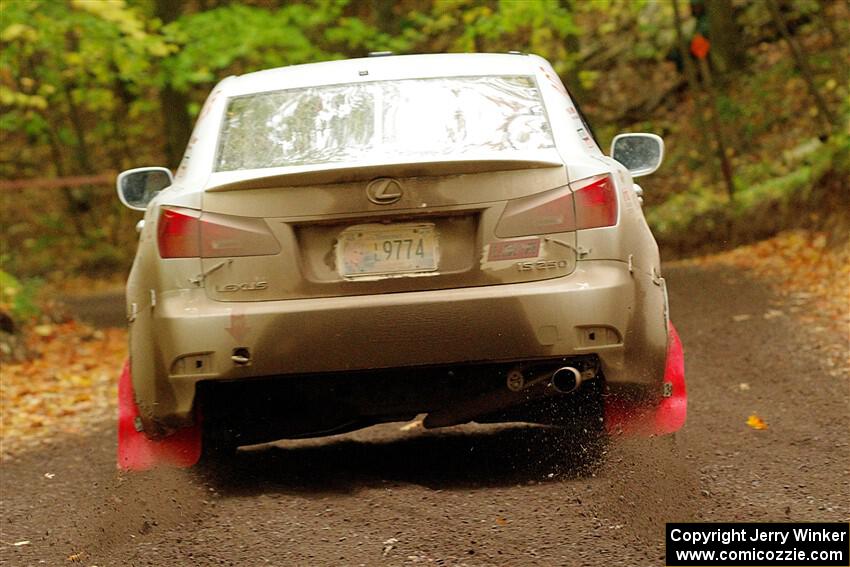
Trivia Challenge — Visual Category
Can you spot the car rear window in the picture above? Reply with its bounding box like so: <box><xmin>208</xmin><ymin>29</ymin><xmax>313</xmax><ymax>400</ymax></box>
<box><xmin>215</xmin><ymin>75</ymin><xmax>555</xmax><ymax>172</ymax></box>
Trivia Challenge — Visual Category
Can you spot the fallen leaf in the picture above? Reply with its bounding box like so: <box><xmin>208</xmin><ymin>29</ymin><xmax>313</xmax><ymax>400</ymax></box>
<box><xmin>33</xmin><ymin>324</ymin><xmax>55</xmax><ymax>337</ymax></box>
<box><xmin>732</xmin><ymin>314</ymin><xmax>751</xmax><ymax>322</ymax></box>
<box><xmin>1</xmin><ymin>324</ymin><xmax>126</xmax><ymax>459</ymax></box>
<box><xmin>747</xmin><ymin>414</ymin><xmax>768</xmax><ymax>430</ymax></box>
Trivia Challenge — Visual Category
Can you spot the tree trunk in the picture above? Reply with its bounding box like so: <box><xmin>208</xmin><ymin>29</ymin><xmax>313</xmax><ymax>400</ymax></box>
<box><xmin>559</xmin><ymin>0</ymin><xmax>586</xmax><ymax>103</ymax></box>
<box><xmin>62</xmin><ymin>31</ymin><xmax>95</xmax><ymax>175</ymax></box>
<box><xmin>45</xmin><ymin>126</ymin><xmax>87</xmax><ymax>236</ymax></box>
<box><xmin>766</xmin><ymin>0</ymin><xmax>836</xmax><ymax>132</ymax></box>
<box><xmin>671</xmin><ymin>0</ymin><xmax>701</xmax><ymax>93</ymax></box>
<box><xmin>817</xmin><ymin>3</ymin><xmax>842</xmax><ymax>47</ymax></box>
<box><xmin>705</xmin><ymin>0</ymin><xmax>746</xmax><ymax>74</ymax></box>
<box><xmin>671</xmin><ymin>0</ymin><xmax>712</xmax><ymax>171</ymax></box>
<box><xmin>696</xmin><ymin>57</ymin><xmax>736</xmax><ymax>202</ymax></box>
<box><xmin>158</xmin><ymin>87</ymin><xmax>193</xmax><ymax>169</ymax></box>
<box><xmin>155</xmin><ymin>0</ymin><xmax>193</xmax><ymax>169</ymax></box>
<box><xmin>60</xmin><ymin>75</ymin><xmax>95</xmax><ymax>216</ymax></box>
<box><xmin>111</xmin><ymin>59</ymin><xmax>137</xmax><ymax>167</ymax></box>
<box><xmin>370</xmin><ymin>0</ymin><xmax>399</xmax><ymax>35</ymax></box>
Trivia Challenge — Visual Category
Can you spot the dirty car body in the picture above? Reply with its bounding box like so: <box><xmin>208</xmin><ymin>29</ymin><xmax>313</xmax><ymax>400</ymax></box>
<box><xmin>117</xmin><ymin>53</ymin><xmax>685</xmax><ymax>467</ymax></box>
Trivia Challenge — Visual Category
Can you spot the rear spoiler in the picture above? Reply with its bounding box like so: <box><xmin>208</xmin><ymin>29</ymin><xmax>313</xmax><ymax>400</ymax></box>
<box><xmin>205</xmin><ymin>151</ymin><xmax>565</xmax><ymax>191</ymax></box>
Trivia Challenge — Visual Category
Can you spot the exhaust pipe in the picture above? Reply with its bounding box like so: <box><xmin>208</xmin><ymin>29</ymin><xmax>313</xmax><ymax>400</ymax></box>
<box><xmin>550</xmin><ymin>366</ymin><xmax>582</xmax><ymax>394</ymax></box>
<box><xmin>424</xmin><ymin>364</ymin><xmax>588</xmax><ymax>429</ymax></box>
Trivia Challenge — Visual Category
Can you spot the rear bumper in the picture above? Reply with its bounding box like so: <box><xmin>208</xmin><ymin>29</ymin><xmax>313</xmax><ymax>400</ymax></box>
<box><xmin>134</xmin><ymin>259</ymin><xmax>667</xmax><ymax>424</ymax></box>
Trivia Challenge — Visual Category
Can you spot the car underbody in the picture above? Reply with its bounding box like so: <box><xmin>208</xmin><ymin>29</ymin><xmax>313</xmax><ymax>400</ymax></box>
<box><xmin>196</xmin><ymin>354</ymin><xmax>605</xmax><ymax>447</ymax></box>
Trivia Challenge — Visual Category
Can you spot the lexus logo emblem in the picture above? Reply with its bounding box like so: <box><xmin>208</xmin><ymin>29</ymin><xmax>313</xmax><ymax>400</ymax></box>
<box><xmin>366</xmin><ymin>178</ymin><xmax>403</xmax><ymax>205</ymax></box>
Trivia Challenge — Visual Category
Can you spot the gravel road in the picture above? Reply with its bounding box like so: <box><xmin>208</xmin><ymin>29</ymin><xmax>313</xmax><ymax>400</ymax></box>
<box><xmin>2</xmin><ymin>265</ymin><xmax>848</xmax><ymax>566</ymax></box>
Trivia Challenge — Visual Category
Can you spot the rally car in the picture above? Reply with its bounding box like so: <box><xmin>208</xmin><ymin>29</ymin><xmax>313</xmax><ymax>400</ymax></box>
<box><xmin>115</xmin><ymin>53</ymin><xmax>686</xmax><ymax>469</ymax></box>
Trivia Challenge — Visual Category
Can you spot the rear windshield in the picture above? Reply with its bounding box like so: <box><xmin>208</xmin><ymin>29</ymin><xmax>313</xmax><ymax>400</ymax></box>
<box><xmin>215</xmin><ymin>75</ymin><xmax>554</xmax><ymax>172</ymax></box>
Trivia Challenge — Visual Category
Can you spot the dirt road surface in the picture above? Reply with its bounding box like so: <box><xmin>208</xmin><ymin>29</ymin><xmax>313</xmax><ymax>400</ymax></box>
<box><xmin>2</xmin><ymin>265</ymin><xmax>848</xmax><ymax>566</ymax></box>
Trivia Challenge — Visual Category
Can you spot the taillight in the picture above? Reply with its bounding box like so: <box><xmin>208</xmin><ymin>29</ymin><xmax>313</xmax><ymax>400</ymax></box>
<box><xmin>495</xmin><ymin>186</ymin><xmax>577</xmax><ymax>238</ymax></box>
<box><xmin>573</xmin><ymin>174</ymin><xmax>618</xmax><ymax>229</ymax></box>
<box><xmin>157</xmin><ymin>207</ymin><xmax>200</xmax><ymax>258</ymax></box>
<box><xmin>199</xmin><ymin>212</ymin><xmax>280</xmax><ymax>257</ymax></box>
<box><xmin>157</xmin><ymin>207</ymin><xmax>280</xmax><ymax>258</ymax></box>
<box><xmin>495</xmin><ymin>174</ymin><xmax>618</xmax><ymax>238</ymax></box>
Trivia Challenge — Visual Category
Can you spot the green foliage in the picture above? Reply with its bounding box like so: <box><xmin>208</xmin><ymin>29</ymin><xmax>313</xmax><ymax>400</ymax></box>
<box><xmin>0</xmin><ymin>0</ymin><xmax>583</xmax><ymax>179</ymax></box>
<box><xmin>163</xmin><ymin>2</ymin><xmax>345</xmax><ymax>90</ymax></box>
<box><xmin>390</xmin><ymin>0</ymin><xmax>578</xmax><ymax>75</ymax></box>
<box><xmin>0</xmin><ymin>269</ymin><xmax>42</xmax><ymax>322</ymax></box>
<box><xmin>647</xmin><ymin>130</ymin><xmax>850</xmax><ymax>254</ymax></box>
<box><xmin>0</xmin><ymin>0</ymin><xmax>177</xmax><ymax>177</ymax></box>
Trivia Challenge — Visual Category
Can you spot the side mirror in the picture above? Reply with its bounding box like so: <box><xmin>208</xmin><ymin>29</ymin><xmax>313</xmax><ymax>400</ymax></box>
<box><xmin>116</xmin><ymin>167</ymin><xmax>173</xmax><ymax>211</ymax></box>
<box><xmin>610</xmin><ymin>133</ymin><xmax>664</xmax><ymax>178</ymax></box>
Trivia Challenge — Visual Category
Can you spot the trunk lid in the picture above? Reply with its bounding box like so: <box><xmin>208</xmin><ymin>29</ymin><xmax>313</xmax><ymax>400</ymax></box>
<box><xmin>200</xmin><ymin>162</ymin><xmax>578</xmax><ymax>301</ymax></box>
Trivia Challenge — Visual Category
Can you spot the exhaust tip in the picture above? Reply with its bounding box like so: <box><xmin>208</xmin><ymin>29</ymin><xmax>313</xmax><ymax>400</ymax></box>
<box><xmin>551</xmin><ymin>367</ymin><xmax>582</xmax><ymax>394</ymax></box>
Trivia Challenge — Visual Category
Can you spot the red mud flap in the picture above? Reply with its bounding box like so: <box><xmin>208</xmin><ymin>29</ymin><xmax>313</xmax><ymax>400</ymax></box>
<box><xmin>604</xmin><ymin>321</ymin><xmax>687</xmax><ymax>436</ymax></box>
<box><xmin>117</xmin><ymin>360</ymin><xmax>202</xmax><ymax>471</ymax></box>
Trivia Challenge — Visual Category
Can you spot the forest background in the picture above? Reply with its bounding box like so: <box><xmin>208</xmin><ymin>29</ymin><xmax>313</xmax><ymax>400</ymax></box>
<box><xmin>1</xmin><ymin>0</ymin><xmax>848</xmax><ymax>329</ymax></box>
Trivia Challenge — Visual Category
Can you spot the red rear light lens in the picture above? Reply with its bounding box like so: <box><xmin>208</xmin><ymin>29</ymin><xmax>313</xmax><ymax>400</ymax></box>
<box><xmin>573</xmin><ymin>174</ymin><xmax>618</xmax><ymax>229</ymax></box>
<box><xmin>495</xmin><ymin>186</ymin><xmax>577</xmax><ymax>238</ymax></box>
<box><xmin>157</xmin><ymin>207</ymin><xmax>200</xmax><ymax>258</ymax></box>
<box><xmin>495</xmin><ymin>174</ymin><xmax>618</xmax><ymax>237</ymax></box>
<box><xmin>157</xmin><ymin>207</ymin><xmax>280</xmax><ymax>258</ymax></box>
<box><xmin>200</xmin><ymin>213</ymin><xmax>280</xmax><ymax>257</ymax></box>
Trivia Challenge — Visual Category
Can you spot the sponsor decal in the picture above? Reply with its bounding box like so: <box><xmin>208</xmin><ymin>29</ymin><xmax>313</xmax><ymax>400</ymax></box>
<box><xmin>487</xmin><ymin>238</ymin><xmax>541</xmax><ymax>261</ymax></box>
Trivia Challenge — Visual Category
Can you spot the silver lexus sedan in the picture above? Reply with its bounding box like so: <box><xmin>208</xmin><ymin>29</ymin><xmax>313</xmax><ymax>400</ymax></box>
<box><xmin>115</xmin><ymin>53</ymin><xmax>686</xmax><ymax>469</ymax></box>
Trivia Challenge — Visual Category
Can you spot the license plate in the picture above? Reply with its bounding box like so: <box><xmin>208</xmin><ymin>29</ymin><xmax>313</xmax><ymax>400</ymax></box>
<box><xmin>337</xmin><ymin>223</ymin><xmax>438</xmax><ymax>278</ymax></box>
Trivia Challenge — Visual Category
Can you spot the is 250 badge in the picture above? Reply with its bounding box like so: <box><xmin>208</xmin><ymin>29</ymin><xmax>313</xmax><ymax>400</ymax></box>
<box><xmin>516</xmin><ymin>260</ymin><xmax>569</xmax><ymax>272</ymax></box>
